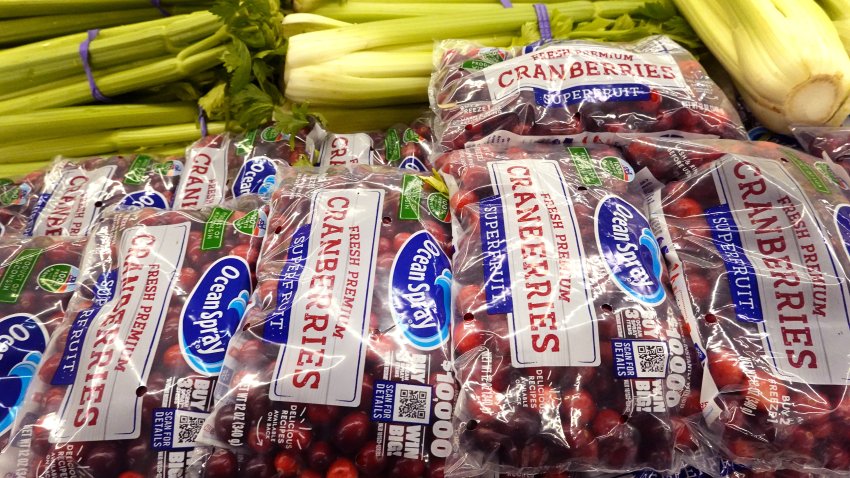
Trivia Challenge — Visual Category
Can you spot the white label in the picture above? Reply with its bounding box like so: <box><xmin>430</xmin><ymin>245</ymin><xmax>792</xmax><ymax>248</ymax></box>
<box><xmin>51</xmin><ymin>223</ymin><xmax>189</xmax><ymax>442</ymax></box>
<box><xmin>32</xmin><ymin>166</ymin><xmax>116</xmax><ymax>236</ymax></box>
<box><xmin>488</xmin><ymin>160</ymin><xmax>598</xmax><ymax>368</ymax></box>
<box><xmin>318</xmin><ymin>134</ymin><xmax>374</xmax><ymax>168</ymax></box>
<box><xmin>173</xmin><ymin>141</ymin><xmax>229</xmax><ymax>209</ymax></box>
<box><xmin>711</xmin><ymin>155</ymin><xmax>850</xmax><ymax>385</ymax></box>
<box><xmin>270</xmin><ymin>189</ymin><xmax>383</xmax><ymax>406</ymax></box>
<box><xmin>467</xmin><ymin>130</ymin><xmax>715</xmax><ymax>148</ymax></box>
<box><xmin>482</xmin><ymin>44</ymin><xmax>687</xmax><ymax>107</ymax></box>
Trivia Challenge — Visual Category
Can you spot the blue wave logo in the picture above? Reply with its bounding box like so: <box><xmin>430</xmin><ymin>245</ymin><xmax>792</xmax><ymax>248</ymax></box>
<box><xmin>595</xmin><ymin>195</ymin><xmax>665</xmax><ymax>306</ymax></box>
<box><xmin>398</xmin><ymin>156</ymin><xmax>427</xmax><ymax>172</ymax></box>
<box><xmin>233</xmin><ymin>157</ymin><xmax>277</xmax><ymax>198</ymax></box>
<box><xmin>0</xmin><ymin>314</ymin><xmax>48</xmax><ymax>435</ymax></box>
<box><xmin>118</xmin><ymin>190</ymin><xmax>169</xmax><ymax>210</ymax></box>
<box><xmin>389</xmin><ymin>231</ymin><xmax>452</xmax><ymax>350</ymax></box>
<box><xmin>179</xmin><ymin>256</ymin><xmax>252</xmax><ymax>375</ymax></box>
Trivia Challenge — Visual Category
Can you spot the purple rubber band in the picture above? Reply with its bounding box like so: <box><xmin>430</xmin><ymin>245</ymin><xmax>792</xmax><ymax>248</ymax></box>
<box><xmin>500</xmin><ymin>0</ymin><xmax>512</xmax><ymax>7</ymax></box>
<box><xmin>151</xmin><ymin>0</ymin><xmax>170</xmax><ymax>16</ymax></box>
<box><xmin>534</xmin><ymin>4</ymin><xmax>552</xmax><ymax>41</ymax></box>
<box><xmin>198</xmin><ymin>106</ymin><xmax>208</xmax><ymax>138</ymax></box>
<box><xmin>79</xmin><ymin>29</ymin><xmax>111</xmax><ymax>103</ymax></box>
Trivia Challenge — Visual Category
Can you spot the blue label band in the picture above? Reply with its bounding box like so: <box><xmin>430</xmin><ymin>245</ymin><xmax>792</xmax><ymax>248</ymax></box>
<box><xmin>479</xmin><ymin>195</ymin><xmax>513</xmax><ymax>314</ymax></box>
<box><xmin>264</xmin><ymin>223</ymin><xmax>311</xmax><ymax>344</ymax></box>
<box><xmin>706</xmin><ymin>205</ymin><xmax>764</xmax><ymax>323</ymax></box>
<box><xmin>534</xmin><ymin>83</ymin><xmax>652</xmax><ymax>107</ymax></box>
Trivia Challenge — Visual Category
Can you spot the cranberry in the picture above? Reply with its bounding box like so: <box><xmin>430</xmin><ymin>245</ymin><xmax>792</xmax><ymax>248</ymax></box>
<box><xmin>307</xmin><ymin>441</ymin><xmax>335</xmax><ymax>472</ymax></box>
<box><xmin>161</xmin><ymin>344</ymin><xmax>185</xmax><ymax>369</ymax></box>
<box><xmin>307</xmin><ymin>405</ymin><xmax>340</xmax><ymax>427</ymax></box>
<box><xmin>561</xmin><ymin>390</ymin><xmax>597</xmax><ymax>429</ymax></box>
<box><xmin>389</xmin><ymin>458</ymin><xmax>426</xmax><ymax>478</ymax></box>
<box><xmin>118</xmin><ymin>472</ymin><xmax>144</xmax><ymax>478</ymax></box>
<box><xmin>82</xmin><ymin>443</ymin><xmax>122</xmax><ymax>476</ymax></box>
<box><xmin>326</xmin><ymin>457</ymin><xmax>358</xmax><ymax>478</ymax></box>
<box><xmin>334</xmin><ymin>411</ymin><xmax>370</xmax><ymax>453</ymax></box>
<box><xmin>354</xmin><ymin>441</ymin><xmax>386</xmax><ymax>475</ymax></box>
<box><xmin>274</xmin><ymin>451</ymin><xmax>300</xmax><ymax>477</ymax></box>
<box><xmin>591</xmin><ymin>409</ymin><xmax>624</xmax><ymax>438</ymax></box>
<box><xmin>243</xmin><ymin>456</ymin><xmax>274</xmax><ymax>478</ymax></box>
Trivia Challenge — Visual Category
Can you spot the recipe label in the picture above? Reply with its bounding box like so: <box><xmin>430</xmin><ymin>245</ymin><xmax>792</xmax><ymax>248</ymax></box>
<box><xmin>269</xmin><ymin>189</ymin><xmax>383</xmax><ymax>406</ymax></box>
<box><xmin>708</xmin><ymin>155</ymin><xmax>850</xmax><ymax>385</ymax></box>
<box><xmin>481</xmin><ymin>160</ymin><xmax>598</xmax><ymax>368</ymax></box>
<box><xmin>51</xmin><ymin>223</ymin><xmax>188</xmax><ymax>442</ymax></box>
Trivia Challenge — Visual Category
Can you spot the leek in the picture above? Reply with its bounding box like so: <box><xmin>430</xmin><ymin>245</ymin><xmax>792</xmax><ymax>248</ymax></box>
<box><xmin>673</xmin><ymin>0</ymin><xmax>850</xmax><ymax>132</ymax></box>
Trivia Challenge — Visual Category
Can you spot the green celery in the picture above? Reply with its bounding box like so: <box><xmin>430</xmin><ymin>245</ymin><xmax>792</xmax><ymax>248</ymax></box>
<box><xmin>309</xmin><ymin>51</ymin><xmax>433</xmax><ymax>78</ymax></box>
<box><xmin>0</xmin><ymin>0</ymin><xmax>207</xmax><ymax>17</ymax></box>
<box><xmin>282</xmin><ymin>13</ymin><xmax>350</xmax><ymax>38</ymax></box>
<box><xmin>0</xmin><ymin>44</ymin><xmax>227</xmax><ymax>114</ymax></box>
<box><xmin>0</xmin><ymin>104</ymin><xmax>199</xmax><ymax>142</ymax></box>
<box><xmin>1</xmin><ymin>10</ymin><xmax>161</xmax><ymax>45</ymax></box>
<box><xmin>0</xmin><ymin>12</ymin><xmax>221</xmax><ymax>93</ymax></box>
<box><xmin>285</xmin><ymin>66</ymin><xmax>429</xmax><ymax>106</ymax></box>
<box><xmin>0</xmin><ymin>162</ymin><xmax>51</xmax><ymax>178</ymax></box>
<box><xmin>0</xmin><ymin>122</ymin><xmax>225</xmax><ymax>164</ymax></box>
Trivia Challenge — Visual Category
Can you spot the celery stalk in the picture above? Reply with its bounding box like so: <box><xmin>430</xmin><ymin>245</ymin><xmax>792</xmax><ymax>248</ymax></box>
<box><xmin>0</xmin><ymin>45</ymin><xmax>226</xmax><ymax>114</ymax></box>
<box><xmin>0</xmin><ymin>12</ymin><xmax>221</xmax><ymax>93</ymax></box>
<box><xmin>0</xmin><ymin>104</ymin><xmax>199</xmax><ymax>142</ymax></box>
<box><xmin>286</xmin><ymin>5</ymin><xmax>573</xmax><ymax>68</ymax></box>
<box><xmin>282</xmin><ymin>13</ymin><xmax>350</xmax><ymax>38</ymax></box>
<box><xmin>0</xmin><ymin>162</ymin><xmax>51</xmax><ymax>178</ymax></box>
<box><xmin>0</xmin><ymin>122</ymin><xmax>225</xmax><ymax>164</ymax></box>
<box><xmin>818</xmin><ymin>0</ymin><xmax>850</xmax><ymax>52</ymax></box>
<box><xmin>310</xmin><ymin>2</ymin><xmax>538</xmax><ymax>22</ymax></box>
<box><xmin>303</xmin><ymin>52</ymin><xmax>433</xmax><ymax>79</ymax></box>
<box><xmin>285</xmin><ymin>66</ymin><xmax>429</xmax><ymax>106</ymax></box>
<box><xmin>0</xmin><ymin>0</ymin><xmax>206</xmax><ymax>17</ymax></box>
<box><xmin>1</xmin><ymin>10</ymin><xmax>161</xmax><ymax>45</ymax></box>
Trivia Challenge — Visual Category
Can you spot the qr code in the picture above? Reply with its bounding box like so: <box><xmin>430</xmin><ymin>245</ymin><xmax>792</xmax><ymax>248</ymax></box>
<box><xmin>392</xmin><ymin>383</ymin><xmax>432</xmax><ymax>425</ymax></box>
<box><xmin>175</xmin><ymin>412</ymin><xmax>206</xmax><ymax>448</ymax></box>
<box><xmin>635</xmin><ymin>343</ymin><xmax>668</xmax><ymax>378</ymax></box>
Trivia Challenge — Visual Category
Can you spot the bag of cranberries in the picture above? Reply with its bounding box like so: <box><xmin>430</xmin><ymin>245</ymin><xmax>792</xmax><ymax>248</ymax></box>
<box><xmin>307</xmin><ymin>119</ymin><xmax>436</xmax><ymax>172</ymax></box>
<box><xmin>0</xmin><ymin>171</ymin><xmax>47</xmax><ymax>237</ymax></box>
<box><xmin>790</xmin><ymin>125</ymin><xmax>850</xmax><ymax>178</ymax></box>
<box><xmin>0</xmin><ymin>198</ymin><xmax>267</xmax><ymax>478</ymax></box>
<box><xmin>430</xmin><ymin>35</ymin><xmax>746</xmax><ymax>151</ymax></box>
<box><xmin>193</xmin><ymin>165</ymin><xmax>455</xmax><ymax>478</ymax></box>
<box><xmin>638</xmin><ymin>138</ymin><xmax>850</xmax><ymax>474</ymax></box>
<box><xmin>173</xmin><ymin>126</ymin><xmax>304</xmax><ymax>209</ymax></box>
<box><xmin>437</xmin><ymin>143</ymin><xmax>694</xmax><ymax>476</ymax></box>
<box><xmin>0</xmin><ymin>235</ymin><xmax>86</xmax><ymax>451</ymax></box>
<box><xmin>24</xmin><ymin>154</ymin><xmax>182</xmax><ymax>237</ymax></box>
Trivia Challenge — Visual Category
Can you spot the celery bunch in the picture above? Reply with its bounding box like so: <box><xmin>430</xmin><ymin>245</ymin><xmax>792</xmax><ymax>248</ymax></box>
<box><xmin>674</xmin><ymin>0</ymin><xmax>850</xmax><ymax>132</ymax></box>
<box><xmin>281</xmin><ymin>0</ymin><xmax>699</xmax><ymax>128</ymax></box>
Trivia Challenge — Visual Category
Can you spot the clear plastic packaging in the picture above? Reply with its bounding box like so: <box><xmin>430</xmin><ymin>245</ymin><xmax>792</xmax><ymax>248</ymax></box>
<box><xmin>0</xmin><ymin>171</ymin><xmax>47</xmax><ymax>237</ymax></box>
<box><xmin>1</xmin><ymin>198</ymin><xmax>267</xmax><ymax>478</ymax></box>
<box><xmin>790</xmin><ymin>125</ymin><xmax>850</xmax><ymax>177</ymax></box>
<box><xmin>25</xmin><ymin>154</ymin><xmax>182</xmax><ymax>237</ymax></box>
<box><xmin>640</xmin><ymin>138</ymin><xmax>850</xmax><ymax>474</ymax></box>
<box><xmin>430</xmin><ymin>36</ymin><xmax>746</xmax><ymax>151</ymax></box>
<box><xmin>194</xmin><ymin>165</ymin><xmax>455</xmax><ymax>478</ymax></box>
<box><xmin>0</xmin><ymin>235</ymin><xmax>86</xmax><ymax>450</ymax></box>
<box><xmin>308</xmin><ymin>119</ymin><xmax>436</xmax><ymax>172</ymax></box>
<box><xmin>438</xmin><ymin>143</ymin><xmax>693</xmax><ymax>476</ymax></box>
<box><xmin>173</xmin><ymin>126</ymin><xmax>303</xmax><ymax>209</ymax></box>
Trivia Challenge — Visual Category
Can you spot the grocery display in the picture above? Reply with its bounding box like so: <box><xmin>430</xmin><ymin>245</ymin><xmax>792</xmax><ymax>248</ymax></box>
<box><xmin>2</xmin><ymin>1</ymin><xmax>850</xmax><ymax>478</ymax></box>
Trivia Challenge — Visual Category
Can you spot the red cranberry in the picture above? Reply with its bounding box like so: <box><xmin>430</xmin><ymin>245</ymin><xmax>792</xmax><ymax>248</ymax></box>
<box><xmin>274</xmin><ymin>451</ymin><xmax>300</xmax><ymax>477</ymax></box>
<box><xmin>354</xmin><ymin>441</ymin><xmax>386</xmax><ymax>475</ymax></box>
<box><xmin>591</xmin><ymin>409</ymin><xmax>624</xmax><ymax>438</ymax></box>
<box><xmin>162</xmin><ymin>344</ymin><xmax>185</xmax><ymax>369</ymax></box>
<box><xmin>307</xmin><ymin>441</ymin><xmax>335</xmax><ymax>472</ymax></box>
<box><xmin>334</xmin><ymin>411</ymin><xmax>371</xmax><ymax>453</ymax></box>
<box><xmin>82</xmin><ymin>443</ymin><xmax>122</xmax><ymax>476</ymax></box>
<box><xmin>561</xmin><ymin>389</ymin><xmax>597</xmax><ymax>429</ymax></box>
<box><xmin>205</xmin><ymin>449</ymin><xmax>237</xmax><ymax>478</ymax></box>
<box><xmin>326</xmin><ymin>457</ymin><xmax>358</xmax><ymax>478</ymax></box>
<box><xmin>389</xmin><ymin>458</ymin><xmax>425</xmax><ymax>478</ymax></box>
<box><xmin>307</xmin><ymin>405</ymin><xmax>340</xmax><ymax>427</ymax></box>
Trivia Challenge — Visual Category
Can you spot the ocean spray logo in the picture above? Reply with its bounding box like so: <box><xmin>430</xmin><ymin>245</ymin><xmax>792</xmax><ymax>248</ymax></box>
<box><xmin>595</xmin><ymin>195</ymin><xmax>665</xmax><ymax>305</ymax></box>
<box><xmin>118</xmin><ymin>190</ymin><xmax>169</xmax><ymax>210</ymax></box>
<box><xmin>0</xmin><ymin>314</ymin><xmax>48</xmax><ymax>434</ymax></box>
<box><xmin>398</xmin><ymin>156</ymin><xmax>427</xmax><ymax>172</ymax></box>
<box><xmin>232</xmin><ymin>157</ymin><xmax>277</xmax><ymax>198</ymax></box>
<box><xmin>179</xmin><ymin>256</ymin><xmax>251</xmax><ymax>375</ymax></box>
<box><xmin>389</xmin><ymin>231</ymin><xmax>452</xmax><ymax>350</ymax></box>
<box><xmin>835</xmin><ymin>204</ymin><xmax>850</xmax><ymax>263</ymax></box>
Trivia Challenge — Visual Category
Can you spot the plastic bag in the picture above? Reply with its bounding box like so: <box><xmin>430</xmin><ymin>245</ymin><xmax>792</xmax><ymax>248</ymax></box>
<box><xmin>25</xmin><ymin>154</ymin><xmax>182</xmax><ymax>237</ymax></box>
<box><xmin>430</xmin><ymin>35</ymin><xmax>746</xmax><ymax>151</ymax></box>
<box><xmin>640</xmin><ymin>138</ymin><xmax>850</xmax><ymax>474</ymax></box>
<box><xmin>1</xmin><ymin>198</ymin><xmax>267</xmax><ymax>478</ymax></box>
<box><xmin>173</xmin><ymin>126</ymin><xmax>302</xmax><ymax>209</ymax></box>
<box><xmin>194</xmin><ymin>165</ymin><xmax>455</xmax><ymax>478</ymax></box>
<box><xmin>308</xmin><ymin>119</ymin><xmax>436</xmax><ymax>172</ymax></box>
<box><xmin>0</xmin><ymin>235</ymin><xmax>86</xmax><ymax>450</ymax></box>
<box><xmin>438</xmin><ymin>143</ymin><xmax>693</xmax><ymax>476</ymax></box>
<box><xmin>790</xmin><ymin>125</ymin><xmax>850</xmax><ymax>177</ymax></box>
<box><xmin>0</xmin><ymin>171</ymin><xmax>47</xmax><ymax>237</ymax></box>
